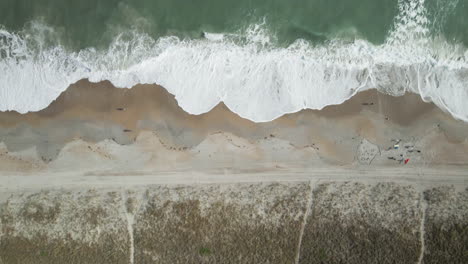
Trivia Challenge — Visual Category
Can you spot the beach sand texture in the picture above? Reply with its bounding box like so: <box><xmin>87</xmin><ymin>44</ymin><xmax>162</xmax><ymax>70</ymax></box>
<box><xmin>1</xmin><ymin>80</ymin><xmax>467</xmax><ymax>263</ymax></box>
<box><xmin>1</xmin><ymin>80</ymin><xmax>467</xmax><ymax>173</ymax></box>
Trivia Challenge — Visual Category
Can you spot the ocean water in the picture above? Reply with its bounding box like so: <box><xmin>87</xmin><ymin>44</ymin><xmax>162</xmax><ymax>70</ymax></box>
<box><xmin>0</xmin><ymin>0</ymin><xmax>467</xmax><ymax>122</ymax></box>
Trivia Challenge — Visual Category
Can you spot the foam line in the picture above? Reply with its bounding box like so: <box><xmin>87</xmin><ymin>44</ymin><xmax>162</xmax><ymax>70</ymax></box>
<box><xmin>0</xmin><ymin>0</ymin><xmax>467</xmax><ymax>122</ymax></box>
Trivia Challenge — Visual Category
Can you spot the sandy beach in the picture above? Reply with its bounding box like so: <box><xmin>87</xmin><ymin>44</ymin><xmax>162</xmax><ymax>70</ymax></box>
<box><xmin>0</xmin><ymin>80</ymin><xmax>467</xmax><ymax>263</ymax></box>
<box><xmin>2</xmin><ymin>0</ymin><xmax>468</xmax><ymax>262</ymax></box>
<box><xmin>1</xmin><ymin>79</ymin><xmax>468</xmax><ymax>172</ymax></box>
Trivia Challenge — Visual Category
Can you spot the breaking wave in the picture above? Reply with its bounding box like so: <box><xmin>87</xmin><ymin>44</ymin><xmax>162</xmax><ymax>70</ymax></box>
<box><xmin>0</xmin><ymin>0</ymin><xmax>467</xmax><ymax>122</ymax></box>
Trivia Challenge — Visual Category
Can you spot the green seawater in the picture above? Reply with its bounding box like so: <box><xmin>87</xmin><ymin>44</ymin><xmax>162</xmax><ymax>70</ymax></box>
<box><xmin>1</xmin><ymin>0</ymin><xmax>468</xmax><ymax>123</ymax></box>
<box><xmin>0</xmin><ymin>0</ymin><xmax>467</xmax><ymax>49</ymax></box>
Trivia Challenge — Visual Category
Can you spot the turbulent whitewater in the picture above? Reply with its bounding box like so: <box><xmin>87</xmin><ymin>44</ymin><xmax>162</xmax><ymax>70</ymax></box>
<box><xmin>0</xmin><ymin>0</ymin><xmax>467</xmax><ymax>122</ymax></box>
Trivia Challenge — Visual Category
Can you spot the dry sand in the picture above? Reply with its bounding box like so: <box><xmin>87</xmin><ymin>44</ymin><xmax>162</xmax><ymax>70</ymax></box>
<box><xmin>0</xmin><ymin>80</ymin><xmax>467</xmax><ymax>263</ymax></box>
<box><xmin>1</xmin><ymin>79</ymin><xmax>467</xmax><ymax>173</ymax></box>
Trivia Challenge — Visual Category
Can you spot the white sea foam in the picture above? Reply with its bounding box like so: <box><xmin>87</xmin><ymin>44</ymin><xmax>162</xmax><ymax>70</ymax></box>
<box><xmin>0</xmin><ymin>0</ymin><xmax>467</xmax><ymax>122</ymax></box>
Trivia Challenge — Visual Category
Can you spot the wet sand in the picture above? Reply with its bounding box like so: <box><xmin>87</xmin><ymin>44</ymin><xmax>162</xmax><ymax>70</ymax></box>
<box><xmin>0</xmin><ymin>80</ymin><xmax>467</xmax><ymax>263</ymax></box>
<box><xmin>1</xmin><ymin>79</ymin><xmax>467</xmax><ymax>173</ymax></box>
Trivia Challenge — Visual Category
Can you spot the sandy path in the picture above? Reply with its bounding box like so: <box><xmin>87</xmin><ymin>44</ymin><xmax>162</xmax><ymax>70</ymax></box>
<box><xmin>1</xmin><ymin>166</ymin><xmax>466</xmax><ymax>200</ymax></box>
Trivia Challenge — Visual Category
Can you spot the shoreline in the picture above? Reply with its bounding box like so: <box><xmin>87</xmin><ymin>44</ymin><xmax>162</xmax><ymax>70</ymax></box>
<box><xmin>1</xmin><ymin>80</ymin><xmax>467</xmax><ymax>263</ymax></box>
<box><xmin>1</xmin><ymin>79</ymin><xmax>467</xmax><ymax>174</ymax></box>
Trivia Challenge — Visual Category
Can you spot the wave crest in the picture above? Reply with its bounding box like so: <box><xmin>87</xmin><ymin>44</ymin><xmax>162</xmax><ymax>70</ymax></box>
<box><xmin>1</xmin><ymin>0</ymin><xmax>468</xmax><ymax>122</ymax></box>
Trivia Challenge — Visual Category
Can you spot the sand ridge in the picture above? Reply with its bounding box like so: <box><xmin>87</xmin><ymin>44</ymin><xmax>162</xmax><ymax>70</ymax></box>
<box><xmin>1</xmin><ymin>80</ymin><xmax>467</xmax><ymax>263</ymax></box>
<box><xmin>1</xmin><ymin>80</ymin><xmax>467</xmax><ymax>174</ymax></box>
